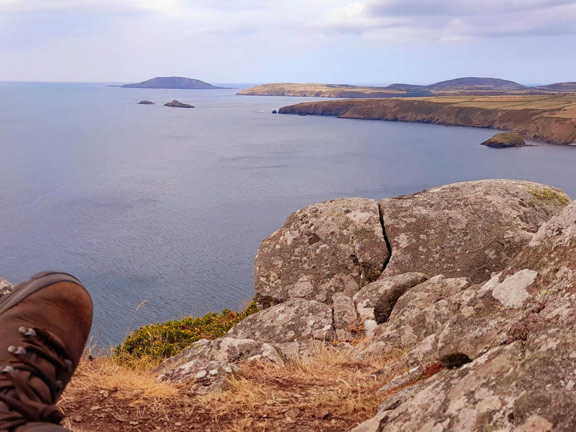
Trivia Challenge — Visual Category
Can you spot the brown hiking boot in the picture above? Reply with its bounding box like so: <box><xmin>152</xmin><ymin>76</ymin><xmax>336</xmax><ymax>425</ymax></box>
<box><xmin>0</xmin><ymin>272</ymin><xmax>93</xmax><ymax>431</ymax></box>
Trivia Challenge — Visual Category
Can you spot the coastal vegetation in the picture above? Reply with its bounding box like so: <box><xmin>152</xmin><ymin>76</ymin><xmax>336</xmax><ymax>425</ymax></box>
<box><xmin>115</xmin><ymin>300</ymin><xmax>258</xmax><ymax>364</ymax></box>
<box><xmin>481</xmin><ymin>132</ymin><xmax>527</xmax><ymax>148</ymax></box>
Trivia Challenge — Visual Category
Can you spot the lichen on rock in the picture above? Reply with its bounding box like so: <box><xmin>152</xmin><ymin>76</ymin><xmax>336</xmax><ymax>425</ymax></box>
<box><xmin>254</xmin><ymin>198</ymin><xmax>389</xmax><ymax>308</ymax></box>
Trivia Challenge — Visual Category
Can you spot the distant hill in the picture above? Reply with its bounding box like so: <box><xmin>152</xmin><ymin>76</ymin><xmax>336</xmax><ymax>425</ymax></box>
<box><xmin>388</xmin><ymin>77</ymin><xmax>526</xmax><ymax>92</ymax></box>
<box><xmin>536</xmin><ymin>82</ymin><xmax>576</xmax><ymax>92</ymax></box>
<box><xmin>237</xmin><ymin>83</ymin><xmax>406</xmax><ymax>98</ymax></box>
<box><xmin>122</xmin><ymin>77</ymin><xmax>224</xmax><ymax>89</ymax></box>
<box><xmin>237</xmin><ymin>77</ymin><xmax>575</xmax><ymax>98</ymax></box>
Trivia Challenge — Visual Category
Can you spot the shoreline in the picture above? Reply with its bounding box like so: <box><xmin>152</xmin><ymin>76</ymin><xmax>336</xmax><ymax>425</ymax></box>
<box><xmin>278</xmin><ymin>96</ymin><xmax>576</xmax><ymax>146</ymax></box>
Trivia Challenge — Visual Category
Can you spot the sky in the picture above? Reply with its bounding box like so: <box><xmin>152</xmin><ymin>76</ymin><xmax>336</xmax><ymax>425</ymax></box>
<box><xmin>1</xmin><ymin>0</ymin><xmax>575</xmax><ymax>85</ymax></box>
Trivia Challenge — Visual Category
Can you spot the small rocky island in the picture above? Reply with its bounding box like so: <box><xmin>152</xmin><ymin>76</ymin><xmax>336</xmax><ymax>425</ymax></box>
<box><xmin>122</xmin><ymin>76</ymin><xmax>223</xmax><ymax>90</ymax></box>
<box><xmin>481</xmin><ymin>132</ymin><xmax>527</xmax><ymax>148</ymax></box>
<box><xmin>164</xmin><ymin>100</ymin><xmax>194</xmax><ymax>108</ymax></box>
<box><xmin>138</xmin><ymin>100</ymin><xmax>154</xmax><ymax>105</ymax></box>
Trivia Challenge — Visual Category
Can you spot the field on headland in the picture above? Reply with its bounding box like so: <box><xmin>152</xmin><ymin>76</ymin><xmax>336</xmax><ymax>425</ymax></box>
<box><xmin>237</xmin><ymin>83</ymin><xmax>409</xmax><ymax>98</ymax></box>
<box><xmin>278</xmin><ymin>95</ymin><xmax>576</xmax><ymax>145</ymax></box>
<box><xmin>238</xmin><ymin>79</ymin><xmax>576</xmax><ymax>99</ymax></box>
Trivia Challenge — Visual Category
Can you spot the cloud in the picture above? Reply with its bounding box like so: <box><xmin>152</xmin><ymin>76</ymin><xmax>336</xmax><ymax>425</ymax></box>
<box><xmin>321</xmin><ymin>0</ymin><xmax>576</xmax><ymax>40</ymax></box>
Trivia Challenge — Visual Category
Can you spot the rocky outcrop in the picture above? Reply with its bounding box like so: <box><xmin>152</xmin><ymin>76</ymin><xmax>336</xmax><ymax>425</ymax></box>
<box><xmin>279</xmin><ymin>96</ymin><xmax>576</xmax><ymax>145</ymax></box>
<box><xmin>138</xmin><ymin>100</ymin><xmax>154</xmax><ymax>105</ymax></box>
<box><xmin>380</xmin><ymin>180</ymin><xmax>568</xmax><ymax>284</ymax></box>
<box><xmin>353</xmin><ymin>272</ymin><xmax>428</xmax><ymax>336</ymax></box>
<box><xmin>355</xmin><ymin>198</ymin><xmax>576</xmax><ymax>431</ymax></box>
<box><xmin>157</xmin><ymin>337</ymin><xmax>284</xmax><ymax>394</ymax></box>
<box><xmin>157</xmin><ymin>179</ymin><xmax>570</xmax><ymax>408</ymax></box>
<box><xmin>228</xmin><ymin>298</ymin><xmax>334</xmax><ymax>357</ymax></box>
<box><xmin>255</xmin><ymin>198</ymin><xmax>389</xmax><ymax>308</ymax></box>
<box><xmin>164</xmin><ymin>100</ymin><xmax>194</xmax><ymax>108</ymax></box>
<box><xmin>481</xmin><ymin>132</ymin><xmax>527</xmax><ymax>148</ymax></box>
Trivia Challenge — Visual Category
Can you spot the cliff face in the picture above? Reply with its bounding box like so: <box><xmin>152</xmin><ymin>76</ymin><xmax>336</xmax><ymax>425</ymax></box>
<box><xmin>279</xmin><ymin>96</ymin><xmax>576</xmax><ymax>145</ymax></box>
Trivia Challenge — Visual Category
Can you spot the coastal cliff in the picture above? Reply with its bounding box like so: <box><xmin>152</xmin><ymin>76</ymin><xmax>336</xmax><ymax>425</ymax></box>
<box><xmin>278</xmin><ymin>96</ymin><xmax>576</xmax><ymax>145</ymax></box>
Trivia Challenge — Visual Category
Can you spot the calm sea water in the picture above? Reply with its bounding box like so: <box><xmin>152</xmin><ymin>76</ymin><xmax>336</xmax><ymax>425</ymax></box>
<box><xmin>1</xmin><ymin>82</ymin><xmax>575</xmax><ymax>346</ymax></box>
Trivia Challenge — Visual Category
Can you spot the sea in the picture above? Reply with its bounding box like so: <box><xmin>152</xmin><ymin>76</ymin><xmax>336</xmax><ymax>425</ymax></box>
<box><xmin>1</xmin><ymin>82</ymin><xmax>575</xmax><ymax>347</ymax></box>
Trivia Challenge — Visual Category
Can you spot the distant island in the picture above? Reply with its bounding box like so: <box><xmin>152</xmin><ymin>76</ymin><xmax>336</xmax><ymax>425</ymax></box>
<box><xmin>122</xmin><ymin>77</ymin><xmax>224</xmax><ymax>90</ymax></box>
<box><xmin>481</xmin><ymin>132</ymin><xmax>527</xmax><ymax>149</ymax></box>
<box><xmin>238</xmin><ymin>77</ymin><xmax>576</xmax><ymax>98</ymax></box>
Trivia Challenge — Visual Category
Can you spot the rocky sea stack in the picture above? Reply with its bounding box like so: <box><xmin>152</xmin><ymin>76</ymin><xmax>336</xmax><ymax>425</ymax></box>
<box><xmin>482</xmin><ymin>132</ymin><xmax>527</xmax><ymax>148</ymax></box>
<box><xmin>164</xmin><ymin>100</ymin><xmax>194</xmax><ymax>108</ymax></box>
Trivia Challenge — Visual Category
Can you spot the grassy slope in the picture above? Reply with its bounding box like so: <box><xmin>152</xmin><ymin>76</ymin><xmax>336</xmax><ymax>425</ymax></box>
<box><xmin>60</xmin><ymin>344</ymin><xmax>424</xmax><ymax>432</ymax></box>
<box><xmin>278</xmin><ymin>95</ymin><xmax>576</xmax><ymax>145</ymax></box>
<box><xmin>237</xmin><ymin>83</ymin><xmax>568</xmax><ymax>99</ymax></box>
<box><xmin>237</xmin><ymin>83</ymin><xmax>408</xmax><ymax>98</ymax></box>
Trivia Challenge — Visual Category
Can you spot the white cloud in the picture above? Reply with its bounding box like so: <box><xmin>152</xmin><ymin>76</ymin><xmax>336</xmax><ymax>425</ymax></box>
<box><xmin>319</xmin><ymin>0</ymin><xmax>576</xmax><ymax>40</ymax></box>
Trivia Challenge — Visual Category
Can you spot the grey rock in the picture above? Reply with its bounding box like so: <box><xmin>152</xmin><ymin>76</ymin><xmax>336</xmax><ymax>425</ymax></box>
<box><xmin>164</xmin><ymin>100</ymin><xmax>194</xmax><ymax>108</ymax></box>
<box><xmin>156</xmin><ymin>337</ymin><xmax>284</xmax><ymax>394</ymax></box>
<box><xmin>361</xmin><ymin>276</ymin><xmax>470</xmax><ymax>364</ymax></box>
<box><xmin>227</xmin><ymin>298</ymin><xmax>333</xmax><ymax>352</ymax></box>
<box><xmin>357</xmin><ymin>199</ymin><xmax>576</xmax><ymax>431</ymax></box>
<box><xmin>255</xmin><ymin>198</ymin><xmax>389</xmax><ymax>308</ymax></box>
<box><xmin>380</xmin><ymin>180</ymin><xmax>569</xmax><ymax>284</ymax></box>
<box><xmin>353</xmin><ymin>272</ymin><xmax>428</xmax><ymax>335</ymax></box>
<box><xmin>332</xmin><ymin>293</ymin><xmax>358</xmax><ymax>340</ymax></box>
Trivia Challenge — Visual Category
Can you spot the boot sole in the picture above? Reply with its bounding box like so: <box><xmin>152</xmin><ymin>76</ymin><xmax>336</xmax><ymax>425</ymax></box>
<box><xmin>0</xmin><ymin>272</ymin><xmax>85</xmax><ymax>316</ymax></box>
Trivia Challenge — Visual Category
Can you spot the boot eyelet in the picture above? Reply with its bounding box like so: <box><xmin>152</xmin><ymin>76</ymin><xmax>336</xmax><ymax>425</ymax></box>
<box><xmin>18</xmin><ymin>327</ymin><xmax>37</xmax><ymax>338</ymax></box>
<box><xmin>14</xmin><ymin>347</ymin><xmax>27</xmax><ymax>356</ymax></box>
<box><xmin>1</xmin><ymin>366</ymin><xmax>14</xmax><ymax>374</ymax></box>
<box><xmin>64</xmin><ymin>359</ymin><xmax>74</xmax><ymax>371</ymax></box>
<box><xmin>7</xmin><ymin>346</ymin><xmax>16</xmax><ymax>354</ymax></box>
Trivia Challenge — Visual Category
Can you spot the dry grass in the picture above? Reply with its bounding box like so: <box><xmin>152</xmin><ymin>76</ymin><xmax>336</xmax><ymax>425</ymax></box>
<box><xmin>59</xmin><ymin>343</ymin><xmax>411</xmax><ymax>432</ymax></box>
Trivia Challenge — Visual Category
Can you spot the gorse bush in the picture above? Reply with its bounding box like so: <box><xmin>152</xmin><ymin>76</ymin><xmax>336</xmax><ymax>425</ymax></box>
<box><xmin>115</xmin><ymin>300</ymin><xmax>258</xmax><ymax>364</ymax></box>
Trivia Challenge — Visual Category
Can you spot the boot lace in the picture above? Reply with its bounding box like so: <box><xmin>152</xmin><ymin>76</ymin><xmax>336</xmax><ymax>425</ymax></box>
<box><xmin>0</xmin><ymin>327</ymin><xmax>74</xmax><ymax>429</ymax></box>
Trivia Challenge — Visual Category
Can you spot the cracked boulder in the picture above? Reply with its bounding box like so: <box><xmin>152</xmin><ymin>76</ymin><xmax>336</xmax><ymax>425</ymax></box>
<box><xmin>227</xmin><ymin>298</ymin><xmax>333</xmax><ymax>356</ymax></box>
<box><xmin>156</xmin><ymin>337</ymin><xmax>284</xmax><ymax>394</ymax></box>
<box><xmin>255</xmin><ymin>198</ymin><xmax>389</xmax><ymax>308</ymax></box>
<box><xmin>380</xmin><ymin>180</ymin><xmax>569</xmax><ymax>284</ymax></box>
<box><xmin>353</xmin><ymin>198</ymin><xmax>576</xmax><ymax>431</ymax></box>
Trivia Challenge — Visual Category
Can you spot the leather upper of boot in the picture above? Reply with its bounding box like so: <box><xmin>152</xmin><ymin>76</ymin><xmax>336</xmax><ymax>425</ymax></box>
<box><xmin>0</xmin><ymin>279</ymin><xmax>92</xmax><ymax>430</ymax></box>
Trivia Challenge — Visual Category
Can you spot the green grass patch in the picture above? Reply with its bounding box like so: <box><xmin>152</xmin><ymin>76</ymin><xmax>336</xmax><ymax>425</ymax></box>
<box><xmin>114</xmin><ymin>300</ymin><xmax>258</xmax><ymax>364</ymax></box>
<box><xmin>526</xmin><ymin>185</ymin><xmax>570</xmax><ymax>207</ymax></box>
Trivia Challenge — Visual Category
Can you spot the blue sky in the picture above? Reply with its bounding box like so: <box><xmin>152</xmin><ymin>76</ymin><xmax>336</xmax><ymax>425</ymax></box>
<box><xmin>1</xmin><ymin>0</ymin><xmax>575</xmax><ymax>85</ymax></box>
